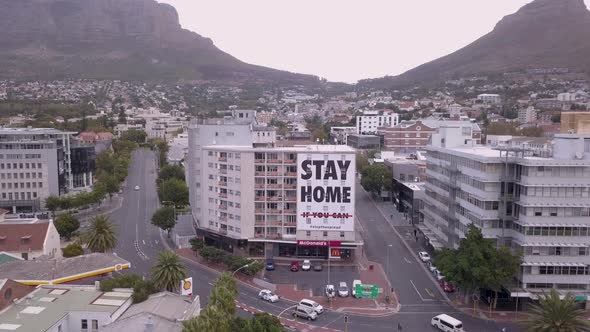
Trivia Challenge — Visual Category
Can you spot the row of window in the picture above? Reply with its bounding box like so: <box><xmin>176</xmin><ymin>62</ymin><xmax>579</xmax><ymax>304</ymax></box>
<box><xmin>0</xmin><ymin>172</ymin><xmax>43</xmax><ymax>179</ymax></box>
<box><xmin>520</xmin><ymin>186</ymin><xmax>590</xmax><ymax>198</ymax></box>
<box><xmin>521</xmin><ymin>166</ymin><xmax>590</xmax><ymax>178</ymax></box>
<box><xmin>511</xmin><ymin>223</ymin><xmax>590</xmax><ymax>237</ymax></box>
<box><xmin>1</xmin><ymin>192</ymin><xmax>39</xmax><ymax>200</ymax></box>
<box><xmin>525</xmin><ymin>265</ymin><xmax>590</xmax><ymax>276</ymax></box>
<box><xmin>208</xmin><ymin>186</ymin><xmax>240</xmax><ymax>196</ymax></box>
<box><xmin>519</xmin><ymin>207</ymin><xmax>590</xmax><ymax>218</ymax></box>
<box><xmin>208</xmin><ymin>221</ymin><xmax>241</xmax><ymax>233</ymax></box>
<box><xmin>208</xmin><ymin>163</ymin><xmax>241</xmax><ymax>171</ymax></box>
<box><xmin>522</xmin><ymin>246</ymin><xmax>589</xmax><ymax>256</ymax></box>
<box><xmin>0</xmin><ymin>162</ymin><xmax>43</xmax><ymax>169</ymax></box>
<box><xmin>303</xmin><ymin>230</ymin><xmax>346</xmax><ymax>238</ymax></box>
<box><xmin>526</xmin><ymin>283</ymin><xmax>588</xmax><ymax>290</ymax></box>
<box><xmin>208</xmin><ymin>174</ymin><xmax>241</xmax><ymax>183</ymax></box>
<box><xmin>1</xmin><ymin>182</ymin><xmax>44</xmax><ymax>189</ymax></box>
<box><xmin>208</xmin><ymin>197</ymin><xmax>241</xmax><ymax>208</ymax></box>
<box><xmin>0</xmin><ymin>143</ymin><xmax>53</xmax><ymax>150</ymax></box>
<box><xmin>207</xmin><ymin>151</ymin><xmax>241</xmax><ymax>159</ymax></box>
<box><xmin>207</xmin><ymin>209</ymin><xmax>242</xmax><ymax>221</ymax></box>
<box><xmin>456</xmin><ymin>191</ymin><xmax>499</xmax><ymax>210</ymax></box>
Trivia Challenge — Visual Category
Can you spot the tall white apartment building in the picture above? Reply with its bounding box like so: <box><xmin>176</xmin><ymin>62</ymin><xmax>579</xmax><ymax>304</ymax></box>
<box><xmin>356</xmin><ymin>110</ymin><xmax>399</xmax><ymax>135</ymax></box>
<box><xmin>423</xmin><ymin>131</ymin><xmax>590</xmax><ymax>300</ymax></box>
<box><xmin>187</xmin><ymin>110</ymin><xmax>359</xmax><ymax>259</ymax></box>
<box><xmin>477</xmin><ymin>93</ymin><xmax>501</xmax><ymax>104</ymax></box>
<box><xmin>518</xmin><ymin>106</ymin><xmax>537</xmax><ymax>124</ymax></box>
<box><xmin>0</xmin><ymin>128</ymin><xmax>78</xmax><ymax>213</ymax></box>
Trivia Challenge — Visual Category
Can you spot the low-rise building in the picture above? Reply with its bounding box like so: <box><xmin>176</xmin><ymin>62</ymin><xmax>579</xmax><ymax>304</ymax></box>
<box><xmin>477</xmin><ymin>93</ymin><xmax>501</xmax><ymax>104</ymax></box>
<box><xmin>330</xmin><ymin>126</ymin><xmax>356</xmax><ymax>145</ymax></box>
<box><xmin>0</xmin><ymin>213</ymin><xmax>61</xmax><ymax>260</ymax></box>
<box><xmin>346</xmin><ymin>134</ymin><xmax>381</xmax><ymax>149</ymax></box>
<box><xmin>561</xmin><ymin>111</ymin><xmax>590</xmax><ymax>134</ymax></box>
<box><xmin>356</xmin><ymin>109</ymin><xmax>399</xmax><ymax>135</ymax></box>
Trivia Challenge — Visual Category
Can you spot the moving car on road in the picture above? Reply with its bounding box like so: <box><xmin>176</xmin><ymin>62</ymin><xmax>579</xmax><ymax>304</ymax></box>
<box><xmin>302</xmin><ymin>259</ymin><xmax>312</xmax><ymax>271</ymax></box>
<box><xmin>134</xmin><ymin>185</ymin><xmax>140</xmax><ymax>190</ymax></box>
<box><xmin>292</xmin><ymin>306</ymin><xmax>317</xmax><ymax>321</ymax></box>
<box><xmin>338</xmin><ymin>282</ymin><xmax>349</xmax><ymax>297</ymax></box>
<box><xmin>258</xmin><ymin>289</ymin><xmax>279</xmax><ymax>303</ymax></box>
<box><xmin>290</xmin><ymin>261</ymin><xmax>299</xmax><ymax>272</ymax></box>
<box><xmin>431</xmin><ymin>314</ymin><xmax>464</xmax><ymax>332</ymax></box>
<box><xmin>418</xmin><ymin>251</ymin><xmax>431</xmax><ymax>262</ymax></box>
<box><xmin>265</xmin><ymin>259</ymin><xmax>275</xmax><ymax>271</ymax></box>
<box><xmin>298</xmin><ymin>299</ymin><xmax>325</xmax><ymax>315</ymax></box>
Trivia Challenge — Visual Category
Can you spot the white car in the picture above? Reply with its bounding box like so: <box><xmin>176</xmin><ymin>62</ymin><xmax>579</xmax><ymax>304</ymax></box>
<box><xmin>301</xmin><ymin>260</ymin><xmax>312</xmax><ymax>271</ymax></box>
<box><xmin>418</xmin><ymin>251</ymin><xmax>431</xmax><ymax>262</ymax></box>
<box><xmin>258</xmin><ymin>289</ymin><xmax>279</xmax><ymax>303</ymax></box>
<box><xmin>338</xmin><ymin>282</ymin><xmax>349</xmax><ymax>297</ymax></box>
<box><xmin>427</xmin><ymin>261</ymin><xmax>437</xmax><ymax>273</ymax></box>
<box><xmin>433</xmin><ymin>269</ymin><xmax>445</xmax><ymax>281</ymax></box>
<box><xmin>298</xmin><ymin>299</ymin><xmax>325</xmax><ymax>314</ymax></box>
<box><xmin>134</xmin><ymin>185</ymin><xmax>140</xmax><ymax>191</ymax></box>
<box><xmin>352</xmin><ymin>279</ymin><xmax>362</xmax><ymax>298</ymax></box>
<box><xmin>325</xmin><ymin>284</ymin><xmax>335</xmax><ymax>298</ymax></box>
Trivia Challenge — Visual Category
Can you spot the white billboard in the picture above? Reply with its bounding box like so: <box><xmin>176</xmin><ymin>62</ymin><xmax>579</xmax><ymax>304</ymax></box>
<box><xmin>296</xmin><ymin>152</ymin><xmax>355</xmax><ymax>231</ymax></box>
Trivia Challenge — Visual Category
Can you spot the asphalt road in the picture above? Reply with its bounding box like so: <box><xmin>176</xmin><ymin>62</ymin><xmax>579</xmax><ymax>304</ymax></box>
<box><xmin>108</xmin><ymin>150</ymin><xmax>519</xmax><ymax>331</ymax></box>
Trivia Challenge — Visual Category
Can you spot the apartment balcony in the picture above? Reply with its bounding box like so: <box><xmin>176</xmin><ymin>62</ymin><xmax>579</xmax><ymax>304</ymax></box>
<box><xmin>268</xmin><ymin>196</ymin><xmax>283</xmax><ymax>201</ymax></box>
<box><xmin>218</xmin><ymin>181</ymin><xmax>227</xmax><ymax>186</ymax></box>
<box><xmin>219</xmin><ymin>216</ymin><xmax>228</xmax><ymax>222</ymax></box>
<box><xmin>284</xmin><ymin>172</ymin><xmax>297</xmax><ymax>177</ymax></box>
<box><xmin>266</xmin><ymin>233</ymin><xmax>282</xmax><ymax>239</ymax></box>
<box><xmin>255</xmin><ymin>209</ymin><xmax>265</xmax><ymax>214</ymax></box>
<box><xmin>283</xmin><ymin>184</ymin><xmax>296</xmax><ymax>189</ymax></box>
<box><xmin>218</xmin><ymin>205</ymin><xmax>227</xmax><ymax>211</ymax></box>
<box><xmin>218</xmin><ymin>192</ymin><xmax>228</xmax><ymax>198</ymax></box>
<box><xmin>267</xmin><ymin>184</ymin><xmax>282</xmax><ymax>189</ymax></box>
<box><xmin>255</xmin><ymin>159</ymin><xmax>266</xmax><ymax>164</ymax></box>
<box><xmin>284</xmin><ymin>209</ymin><xmax>296</xmax><ymax>214</ymax></box>
<box><xmin>219</xmin><ymin>228</ymin><xmax>228</xmax><ymax>235</ymax></box>
<box><xmin>218</xmin><ymin>157</ymin><xmax>227</xmax><ymax>162</ymax></box>
<box><xmin>219</xmin><ymin>169</ymin><xmax>227</xmax><ymax>174</ymax></box>
<box><xmin>285</xmin><ymin>196</ymin><xmax>297</xmax><ymax>202</ymax></box>
<box><xmin>254</xmin><ymin>221</ymin><xmax>266</xmax><ymax>226</ymax></box>
<box><xmin>267</xmin><ymin>171</ymin><xmax>280</xmax><ymax>176</ymax></box>
<box><xmin>255</xmin><ymin>171</ymin><xmax>265</xmax><ymax>176</ymax></box>
<box><xmin>267</xmin><ymin>209</ymin><xmax>282</xmax><ymax>214</ymax></box>
<box><xmin>284</xmin><ymin>159</ymin><xmax>296</xmax><ymax>164</ymax></box>
<box><xmin>255</xmin><ymin>184</ymin><xmax>265</xmax><ymax>189</ymax></box>
<box><xmin>254</xmin><ymin>195</ymin><xmax>265</xmax><ymax>201</ymax></box>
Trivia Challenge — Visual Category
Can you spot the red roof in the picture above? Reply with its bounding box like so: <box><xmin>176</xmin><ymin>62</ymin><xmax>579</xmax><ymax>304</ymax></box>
<box><xmin>0</xmin><ymin>222</ymin><xmax>49</xmax><ymax>252</ymax></box>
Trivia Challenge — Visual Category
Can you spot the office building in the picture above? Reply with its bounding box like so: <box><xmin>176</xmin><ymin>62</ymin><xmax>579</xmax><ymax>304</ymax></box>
<box><xmin>187</xmin><ymin>110</ymin><xmax>360</xmax><ymax>259</ymax></box>
<box><xmin>518</xmin><ymin>107</ymin><xmax>537</xmax><ymax>124</ymax></box>
<box><xmin>356</xmin><ymin>110</ymin><xmax>399</xmax><ymax>135</ymax></box>
<box><xmin>0</xmin><ymin>128</ymin><xmax>77</xmax><ymax>212</ymax></box>
<box><xmin>422</xmin><ymin>130</ymin><xmax>590</xmax><ymax>299</ymax></box>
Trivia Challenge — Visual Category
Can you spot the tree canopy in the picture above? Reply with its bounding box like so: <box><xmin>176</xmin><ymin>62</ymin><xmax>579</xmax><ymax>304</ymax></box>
<box><xmin>522</xmin><ymin>289</ymin><xmax>590</xmax><ymax>332</ymax></box>
<box><xmin>151</xmin><ymin>207</ymin><xmax>176</xmax><ymax>235</ymax></box>
<box><xmin>84</xmin><ymin>215</ymin><xmax>117</xmax><ymax>253</ymax></box>
<box><xmin>54</xmin><ymin>214</ymin><xmax>80</xmax><ymax>240</ymax></box>
<box><xmin>62</xmin><ymin>243</ymin><xmax>84</xmax><ymax>258</ymax></box>
<box><xmin>158</xmin><ymin>178</ymin><xmax>190</xmax><ymax>207</ymax></box>
<box><xmin>435</xmin><ymin>225</ymin><xmax>520</xmax><ymax>305</ymax></box>
<box><xmin>360</xmin><ymin>163</ymin><xmax>392</xmax><ymax>195</ymax></box>
<box><xmin>158</xmin><ymin>164</ymin><xmax>186</xmax><ymax>184</ymax></box>
<box><xmin>151</xmin><ymin>250</ymin><xmax>187</xmax><ymax>292</ymax></box>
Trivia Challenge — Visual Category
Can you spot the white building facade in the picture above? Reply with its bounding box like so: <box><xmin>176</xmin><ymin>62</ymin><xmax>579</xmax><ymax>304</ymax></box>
<box><xmin>356</xmin><ymin>110</ymin><xmax>399</xmax><ymax>135</ymax></box>
<box><xmin>477</xmin><ymin>93</ymin><xmax>501</xmax><ymax>104</ymax></box>
<box><xmin>422</xmin><ymin>133</ymin><xmax>590</xmax><ymax>300</ymax></box>
<box><xmin>187</xmin><ymin>111</ymin><xmax>360</xmax><ymax>259</ymax></box>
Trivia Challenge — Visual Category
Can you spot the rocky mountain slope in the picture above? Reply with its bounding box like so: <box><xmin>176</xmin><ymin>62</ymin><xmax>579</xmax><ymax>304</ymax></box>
<box><xmin>361</xmin><ymin>0</ymin><xmax>590</xmax><ymax>88</ymax></box>
<box><xmin>0</xmin><ymin>0</ymin><xmax>318</xmax><ymax>84</ymax></box>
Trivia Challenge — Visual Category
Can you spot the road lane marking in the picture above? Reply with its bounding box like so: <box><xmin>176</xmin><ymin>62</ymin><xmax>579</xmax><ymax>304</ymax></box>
<box><xmin>410</xmin><ymin>280</ymin><xmax>435</xmax><ymax>302</ymax></box>
<box><xmin>425</xmin><ymin>288</ymin><xmax>435</xmax><ymax>298</ymax></box>
<box><xmin>403</xmin><ymin>257</ymin><xmax>412</xmax><ymax>264</ymax></box>
<box><xmin>142</xmin><ymin>240</ymin><xmax>146</xmax><ymax>245</ymax></box>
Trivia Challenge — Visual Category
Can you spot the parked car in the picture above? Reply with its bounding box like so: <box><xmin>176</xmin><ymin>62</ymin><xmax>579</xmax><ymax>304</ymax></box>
<box><xmin>290</xmin><ymin>261</ymin><xmax>299</xmax><ymax>272</ymax></box>
<box><xmin>338</xmin><ymin>282</ymin><xmax>349</xmax><ymax>297</ymax></box>
<box><xmin>439</xmin><ymin>279</ymin><xmax>456</xmax><ymax>293</ymax></box>
<box><xmin>292</xmin><ymin>306</ymin><xmax>317</xmax><ymax>321</ymax></box>
<box><xmin>298</xmin><ymin>299</ymin><xmax>325</xmax><ymax>314</ymax></box>
<box><xmin>418</xmin><ymin>251</ymin><xmax>431</xmax><ymax>262</ymax></box>
<box><xmin>265</xmin><ymin>259</ymin><xmax>275</xmax><ymax>271</ymax></box>
<box><xmin>433</xmin><ymin>268</ymin><xmax>445</xmax><ymax>280</ymax></box>
<box><xmin>313</xmin><ymin>263</ymin><xmax>323</xmax><ymax>271</ymax></box>
<box><xmin>302</xmin><ymin>260</ymin><xmax>312</xmax><ymax>271</ymax></box>
<box><xmin>325</xmin><ymin>284</ymin><xmax>335</xmax><ymax>298</ymax></box>
<box><xmin>427</xmin><ymin>261</ymin><xmax>437</xmax><ymax>273</ymax></box>
<box><xmin>351</xmin><ymin>279</ymin><xmax>362</xmax><ymax>298</ymax></box>
<box><xmin>134</xmin><ymin>185</ymin><xmax>140</xmax><ymax>190</ymax></box>
<box><xmin>258</xmin><ymin>289</ymin><xmax>279</xmax><ymax>302</ymax></box>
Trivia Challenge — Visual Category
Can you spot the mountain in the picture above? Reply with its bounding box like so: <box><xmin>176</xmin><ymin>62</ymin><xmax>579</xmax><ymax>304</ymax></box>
<box><xmin>0</xmin><ymin>0</ymin><xmax>319</xmax><ymax>85</ymax></box>
<box><xmin>361</xmin><ymin>0</ymin><xmax>590</xmax><ymax>88</ymax></box>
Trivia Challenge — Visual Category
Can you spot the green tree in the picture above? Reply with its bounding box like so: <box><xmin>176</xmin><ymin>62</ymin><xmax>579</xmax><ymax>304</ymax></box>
<box><xmin>158</xmin><ymin>164</ymin><xmax>186</xmax><ymax>183</ymax></box>
<box><xmin>45</xmin><ymin>196</ymin><xmax>61</xmax><ymax>217</ymax></box>
<box><xmin>99</xmin><ymin>273</ymin><xmax>157</xmax><ymax>303</ymax></box>
<box><xmin>84</xmin><ymin>215</ymin><xmax>117</xmax><ymax>253</ymax></box>
<box><xmin>200</xmin><ymin>246</ymin><xmax>227</xmax><ymax>264</ymax></box>
<box><xmin>54</xmin><ymin>214</ymin><xmax>80</xmax><ymax>240</ymax></box>
<box><xmin>121</xmin><ymin>129</ymin><xmax>147</xmax><ymax>144</ymax></box>
<box><xmin>98</xmin><ymin>174</ymin><xmax>120</xmax><ymax>201</ymax></box>
<box><xmin>360</xmin><ymin>164</ymin><xmax>392</xmax><ymax>195</ymax></box>
<box><xmin>522</xmin><ymin>289</ymin><xmax>590</xmax><ymax>332</ymax></box>
<box><xmin>158</xmin><ymin>178</ymin><xmax>189</xmax><ymax>206</ymax></box>
<box><xmin>118</xmin><ymin>106</ymin><xmax>127</xmax><ymax>124</ymax></box>
<box><xmin>151</xmin><ymin>250</ymin><xmax>187</xmax><ymax>292</ymax></box>
<box><xmin>551</xmin><ymin>113</ymin><xmax>561</xmax><ymax>123</ymax></box>
<box><xmin>62</xmin><ymin>243</ymin><xmax>84</xmax><ymax>258</ymax></box>
<box><xmin>435</xmin><ymin>225</ymin><xmax>520</xmax><ymax>305</ymax></box>
<box><xmin>189</xmin><ymin>238</ymin><xmax>204</xmax><ymax>253</ymax></box>
<box><xmin>356</xmin><ymin>152</ymin><xmax>369</xmax><ymax>174</ymax></box>
<box><xmin>151</xmin><ymin>207</ymin><xmax>176</xmax><ymax>236</ymax></box>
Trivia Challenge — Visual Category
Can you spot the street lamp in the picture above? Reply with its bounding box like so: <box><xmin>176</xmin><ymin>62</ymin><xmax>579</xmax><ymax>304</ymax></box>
<box><xmin>232</xmin><ymin>262</ymin><xmax>252</xmax><ymax>277</ymax></box>
<box><xmin>386</xmin><ymin>244</ymin><xmax>393</xmax><ymax>299</ymax></box>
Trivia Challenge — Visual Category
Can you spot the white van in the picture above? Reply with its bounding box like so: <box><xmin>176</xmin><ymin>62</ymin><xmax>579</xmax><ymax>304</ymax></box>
<box><xmin>351</xmin><ymin>279</ymin><xmax>362</xmax><ymax>298</ymax></box>
<box><xmin>431</xmin><ymin>314</ymin><xmax>464</xmax><ymax>332</ymax></box>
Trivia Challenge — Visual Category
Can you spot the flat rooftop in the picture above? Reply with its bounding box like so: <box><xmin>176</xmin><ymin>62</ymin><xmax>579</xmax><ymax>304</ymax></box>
<box><xmin>0</xmin><ymin>253</ymin><xmax>130</xmax><ymax>285</ymax></box>
<box><xmin>205</xmin><ymin>144</ymin><xmax>356</xmax><ymax>153</ymax></box>
<box><xmin>0</xmin><ymin>285</ymin><xmax>132</xmax><ymax>332</ymax></box>
<box><xmin>0</xmin><ymin>128</ymin><xmax>75</xmax><ymax>135</ymax></box>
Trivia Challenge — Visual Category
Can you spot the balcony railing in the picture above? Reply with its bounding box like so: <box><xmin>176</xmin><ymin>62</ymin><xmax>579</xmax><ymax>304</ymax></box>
<box><xmin>268</xmin><ymin>196</ymin><xmax>282</xmax><ymax>201</ymax></box>
<box><xmin>267</xmin><ymin>159</ymin><xmax>282</xmax><ymax>164</ymax></box>
<box><xmin>255</xmin><ymin>183</ymin><xmax>265</xmax><ymax>188</ymax></box>
<box><xmin>284</xmin><ymin>209</ymin><xmax>296</xmax><ymax>214</ymax></box>
<box><xmin>255</xmin><ymin>171</ymin><xmax>265</xmax><ymax>176</ymax></box>
<box><xmin>218</xmin><ymin>181</ymin><xmax>227</xmax><ymax>186</ymax></box>
<box><xmin>219</xmin><ymin>216</ymin><xmax>227</xmax><ymax>222</ymax></box>
<box><xmin>219</xmin><ymin>193</ymin><xmax>227</xmax><ymax>198</ymax></box>
<box><xmin>285</xmin><ymin>196</ymin><xmax>297</xmax><ymax>202</ymax></box>
<box><xmin>284</xmin><ymin>159</ymin><xmax>296</xmax><ymax>164</ymax></box>
<box><xmin>255</xmin><ymin>159</ymin><xmax>266</xmax><ymax>164</ymax></box>
<box><xmin>283</xmin><ymin>184</ymin><xmax>296</xmax><ymax>189</ymax></box>
<box><xmin>255</xmin><ymin>195</ymin><xmax>265</xmax><ymax>201</ymax></box>
<box><xmin>219</xmin><ymin>169</ymin><xmax>227</xmax><ymax>174</ymax></box>
<box><xmin>255</xmin><ymin>209</ymin><xmax>265</xmax><ymax>213</ymax></box>
<box><xmin>267</xmin><ymin>209</ymin><xmax>282</xmax><ymax>214</ymax></box>
<box><xmin>268</xmin><ymin>184</ymin><xmax>282</xmax><ymax>189</ymax></box>
<box><xmin>218</xmin><ymin>205</ymin><xmax>227</xmax><ymax>211</ymax></box>
<box><xmin>218</xmin><ymin>157</ymin><xmax>227</xmax><ymax>162</ymax></box>
<box><xmin>284</xmin><ymin>172</ymin><xmax>297</xmax><ymax>177</ymax></box>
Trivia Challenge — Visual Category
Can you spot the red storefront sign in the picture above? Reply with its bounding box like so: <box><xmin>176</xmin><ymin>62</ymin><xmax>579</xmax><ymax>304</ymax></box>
<box><xmin>297</xmin><ymin>240</ymin><xmax>342</xmax><ymax>247</ymax></box>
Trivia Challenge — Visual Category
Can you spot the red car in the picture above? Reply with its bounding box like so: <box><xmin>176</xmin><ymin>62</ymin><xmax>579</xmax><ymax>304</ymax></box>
<box><xmin>290</xmin><ymin>261</ymin><xmax>300</xmax><ymax>272</ymax></box>
<box><xmin>439</xmin><ymin>279</ymin><xmax>455</xmax><ymax>293</ymax></box>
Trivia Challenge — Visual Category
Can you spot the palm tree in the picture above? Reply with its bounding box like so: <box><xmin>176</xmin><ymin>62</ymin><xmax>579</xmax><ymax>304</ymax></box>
<box><xmin>522</xmin><ymin>289</ymin><xmax>590</xmax><ymax>332</ymax></box>
<box><xmin>84</xmin><ymin>215</ymin><xmax>117</xmax><ymax>253</ymax></box>
<box><xmin>151</xmin><ymin>250</ymin><xmax>187</xmax><ymax>292</ymax></box>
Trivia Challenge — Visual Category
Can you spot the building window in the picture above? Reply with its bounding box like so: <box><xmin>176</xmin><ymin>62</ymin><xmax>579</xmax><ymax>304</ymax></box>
<box><xmin>92</xmin><ymin>320</ymin><xmax>98</xmax><ymax>330</ymax></box>
<box><xmin>82</xmin><ymin>319</ymin><xmax>88</xmax><ymax>330</ymax></box>
<box><xmin>306</xmin><ymin>231</ymin><xmax>311</xmax><ymax>236</ymax></box>
<box><xmin>340</xmin><ymin>232</ymin><xmax>345</xmax><ymax>238</ymax></box>
<box><xmin>323</xmin><ymin>231</ymin><xmax>328</xmax><ymax>237</ymax></box>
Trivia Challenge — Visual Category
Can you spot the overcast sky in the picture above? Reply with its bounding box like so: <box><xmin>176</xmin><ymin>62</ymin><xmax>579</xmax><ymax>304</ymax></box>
<box><xmin>160</xmin><ymin>0</ymin><xmax>590</xmax><ymax>83</ymax></box>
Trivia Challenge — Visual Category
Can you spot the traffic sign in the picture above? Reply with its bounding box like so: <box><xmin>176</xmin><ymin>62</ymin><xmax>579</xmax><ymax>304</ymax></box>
<box><xmin>355</xmin><ymin>284</ymin><xmax>379</xmax><ymax>298</ymax></box>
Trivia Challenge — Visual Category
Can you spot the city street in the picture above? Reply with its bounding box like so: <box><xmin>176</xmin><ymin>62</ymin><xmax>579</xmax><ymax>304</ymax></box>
<box><xmin>107</xmin><ymin>150</ymin><xmax>518</xmax><ymax>331</ymax></box>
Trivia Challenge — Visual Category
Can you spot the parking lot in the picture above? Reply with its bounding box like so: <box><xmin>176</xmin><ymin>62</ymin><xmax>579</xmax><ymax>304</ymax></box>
<box><xmin>264</xmin><ymin>262</ymin><xmax>360</xmax><ymax>297</ymax></box>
